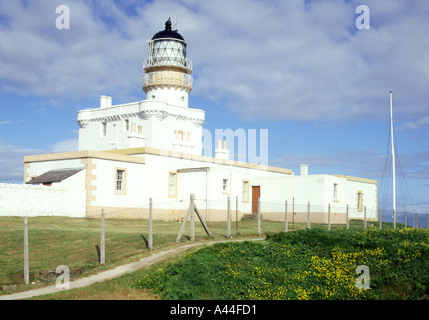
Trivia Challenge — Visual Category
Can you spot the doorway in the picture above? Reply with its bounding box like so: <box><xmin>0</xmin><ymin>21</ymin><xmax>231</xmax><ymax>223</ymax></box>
<box><xmin>252</xmin><ymin>186</ymin><xmax>260</xmax><ymax>213</ymax></box>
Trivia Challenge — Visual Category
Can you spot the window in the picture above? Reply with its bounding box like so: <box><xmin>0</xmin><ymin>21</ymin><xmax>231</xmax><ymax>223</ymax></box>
<box><xmin>242</xmin><ymin>181</ymin><xmax>249</xmax><ymax>202</ymax></box>
<box><xmin>168</xmin><ymin>172</ymin><xmax>177</xmax><ymax>197</ymax></box>
<box><xmin>102</xmin><ymin>122</ymin><xmax>107</xmax><ymax>136</ymax></box>
<box><xmin>333</xmin><ymin>183</ymin><xmax>338</xmax><ymax>200</ymax></box>
<box><xmin>124</xmin><ymin>119</ymin><xmax>129</xmax><ymax>131</ymax></box>
<box><xmin>223</xmin><ymin>179</ymin><xmax>228</xmax><ymax>193</ymax></box>
<box><xmin>116</xmin><ymin>169</ymin><xmax>126</xmax><ymax>194</ymax></box>
<box><xmin>138</xmin><ymin>125</ymin><xmax>142</xmax><ymax>134</ymax></box>
<box><xmin>357</xmin><ymin>191</ymin><xmax>363</xmax><ymax>211</ymax></box>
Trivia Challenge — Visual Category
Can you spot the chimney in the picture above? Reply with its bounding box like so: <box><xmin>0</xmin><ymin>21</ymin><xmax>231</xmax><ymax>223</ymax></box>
<box><xmin>300</xmin><ymin>164</ymin><xmax>308</xmax><ymax>176</ymax></box>
<box><xmin>100</xmin><ymin>95</ymin><xmax>112</xmax><ymax>108</ymax></box>
<box><xmin>106</xmin><ymin>96</ymin><xmax>112</xmax><ymax>108</ymax></box>
<box><xmin>100</xmin><ymin>95</ymin><xmax>107</xmax><ymax>108</ymax></box>
<box><xmin>215</xmin><ymin>140</ymin><xmax>230</xmax><ymax>160</ymax></box>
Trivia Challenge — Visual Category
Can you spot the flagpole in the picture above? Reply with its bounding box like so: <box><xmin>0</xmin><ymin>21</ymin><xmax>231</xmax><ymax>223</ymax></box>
<box><xmin>390</xmin><ymin>91</ymin><xmax>396</xmax><ymax>228</ymax></box>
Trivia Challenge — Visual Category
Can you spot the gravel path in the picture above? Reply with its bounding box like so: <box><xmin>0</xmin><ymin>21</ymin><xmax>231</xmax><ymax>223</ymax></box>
<box><xmin>0</xmin><ymin>238</ymin><xmax>262</xmax><ymax>300</ymax></box>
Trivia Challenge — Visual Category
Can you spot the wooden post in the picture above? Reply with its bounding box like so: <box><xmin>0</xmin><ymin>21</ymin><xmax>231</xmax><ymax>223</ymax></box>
<box><xmin>176</xmin><ymin>194</ymin><xmax>210</xmax><ymax>243</ymax></box>
<box><xmin>307</xmin><ymin>202</ymin><xmax>310</xmax><ymax>230</ymax></box>
<box><xmin>227</xmin><ymin>196</ymin><xmax>231</xmax><ymax>238</ymax></box>
<box><xmin>393</xmin><ymin>208</ymin><xmax>396</xmax><ymax>229</ymax></box>
<box><xmin>100</xmin><ymin>209</ymin><xmax>105</xmax><ymax>264</ymax></box>
<box><xmin>379</xmin><ymin>208</ymin><xmax>382</xmax><ymax>230</ymax></box>
<box><xmin>405</xmin><ymin>209</ymin><xmax>408</xmax><ymax>228</ymax></box>
<box><xmin>23</xmin><ymin>216</ymin><xmax>29</xmax><ymax>285</ymax></box>
<box><xmin>346</xmin><ymin>205</ymin><xmax>349</xmax><ymax>230</ymax></box>
<box><xmin>257</xmin><ymin>198</ymin><xmax>261</xmax><ymax>237</ymax></box>
<box><xmin>415</xmin><ymin>211</ymin><xmax>418</xmax><ymax>229</ymax></box>
<box><xmin>149</xmin><ymin>198</ymin><xmax>153</xmax><ymax>251</ymax></box>
<box><xmin>328</xmin><ymin>203</ymin><xmax>331</xmax><ymax>231</ymax></box>
<box><xmin>190</xmin><ymin>194</ymin><xmax>195</xmax><ymax>241</ymax></box>
<box><xmin>236</xmin><ymin>195</ymin><xmax>238</xmax><ymax>231</ymax></box>
<box><xmin>285</xmin><ymin>200</ymin><xmax>288</xmax><ymax>233</ymax></box>
<box><xmin>364</xmin><ymin>206</ymin><xmax>367</xmax><ymax>229</ymax></box>
<box><xmin>292</xmin><ymin>197</ymin><xmax>295</xmax><ymax>231</ymax></box>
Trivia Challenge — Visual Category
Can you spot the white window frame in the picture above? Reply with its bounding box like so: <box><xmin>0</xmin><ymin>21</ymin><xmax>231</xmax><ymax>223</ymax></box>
<box><xmin>242</xmin><ymin>180</ymin><xmax>249</xmax><ymax>202</ymax></box>
<box><xmin>102</xmin><ymin>122</ymin><xmax>107</xmax><ymax>137</ymax></box>
<box><xmin>168</xmin><ymin>172</ymin><xmax>177</xmax><ymax>198</ymax></box>
<box><xmin>222</xmin><ymin>179</ymin><xmax>229</xmax><ymax>194</ymax></box>
<box><xmin>115</xmin><ymin>169</ymin><xmax>126</xmax><ymax>195</ymax></box>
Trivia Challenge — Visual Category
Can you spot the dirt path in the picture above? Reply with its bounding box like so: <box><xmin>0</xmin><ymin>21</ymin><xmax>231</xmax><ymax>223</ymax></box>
<box><xmin>0</xmin><ymin>238</ymin><xmax>263</xmax><ymax>300</ymax></box>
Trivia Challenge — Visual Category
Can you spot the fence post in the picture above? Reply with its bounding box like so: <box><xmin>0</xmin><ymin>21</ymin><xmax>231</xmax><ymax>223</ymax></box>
<box><xmin>405</xmin><ymin>209</ymin><xmax>408</xmax><ymax>228</ymax></box>
<box><xmin>190</xmin><ymin>194</ymin><xmax>195</xmax><ymax>241</ymax></box>
<box><xmin>236</xmin><ymin>195</ymin><xmax>238</xmax><ymax>231</ymax></box>
<box><xmin>346</xmin><ymin>205</ymin><xmax>349</xmax><ymax>230</ymax></box>
<box><xmin>285</xmin><ymin>200</ymin><xmax>288</xmax><ymax>233</ymax></box>
<box><xmin>379</xmin><ymin>208</ymin><xmax>382</xmax><ymax>230</ymax></box>
<box><xmin>307</xmin><ymin>202</ymin><xmax>311</xmax><ymax>230</ymax></box>
<box><xmin>257</xmin><ymin>198</ymin><xmax>261</xmax><ymax>237</ymax></box>
<box><xmin>227</xmin><ymin>196</ymin><xmax>231</xmax><ymax>238</ymax></box>
<box><xmin>23</xmin><ymin>216</ymin><xmax>29</xmax><ymax>285</ymax></box>
<box><xmin>100</xmin><ymin>209</ymin><xmax>105</xmax><ymax>265</ymax></box>
<box><xmin>393</xmin><ymin>209</ymin><xmax>396</xmax><ymax>229</ymax></box>
<box><xmin>292</xmin><ymin>197</ymin><xmax>295</xmax><ymax>230</ymax></box>
<box><xmin>415</xmin><ymin>211</ymin><xmax>418</xmax><ymax>229</ymax></box>
<box><xmin>364</xmin><ymin>206</ymin><xmax>367</xmax><ymax>230</ymax></box>
<box><xmin>149</xmin><ymin>198</ymin><xmax>153</xmax><ymax>251</ymax></box>
<box><xmin>328</xmin><ymin>203</ymin><xmax>331</xmax><ymax>231</ymax></box>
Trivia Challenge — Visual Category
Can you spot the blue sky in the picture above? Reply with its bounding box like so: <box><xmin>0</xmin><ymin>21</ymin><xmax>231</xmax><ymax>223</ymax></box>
<box><xmin>1</xmin><ymin>0</ymin><xmax>429</xmax><ymax>214</ymax></box>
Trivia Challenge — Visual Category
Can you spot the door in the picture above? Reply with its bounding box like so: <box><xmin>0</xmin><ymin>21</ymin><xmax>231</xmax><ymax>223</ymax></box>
<box><xmin>252</xmin><ymin>186</ymin><xmax>260</xmax><ymax>213</ymax></box>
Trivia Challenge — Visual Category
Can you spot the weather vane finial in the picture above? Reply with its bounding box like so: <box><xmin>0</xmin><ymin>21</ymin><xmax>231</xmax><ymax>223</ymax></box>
<box><xmin>165</xmin><ymin>18</ymin><xmax>172</xmax><ymax>31</ymax></box>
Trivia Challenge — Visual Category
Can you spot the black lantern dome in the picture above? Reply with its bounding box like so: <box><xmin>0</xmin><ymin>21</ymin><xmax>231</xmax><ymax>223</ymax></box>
<box><xmin>152</xmin><ymin>18</ymin><xmax>185</xmax><ymax>41</ymax></box>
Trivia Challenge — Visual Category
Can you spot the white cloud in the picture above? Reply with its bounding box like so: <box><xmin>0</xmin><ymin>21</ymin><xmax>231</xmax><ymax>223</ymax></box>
<box><xmin>0</xmin><ymin>142</ymin><xmax>45</xmax><ymax>183</ymax></box>
<box><xmin>0</xmin><ymin>0</ymin><xmax>428</xmax><ymax>123</ymax></box>
<box><xmin>50</xmin><ymin>137</ymin><xmax>79</xmax><ymax>153</ymax></box>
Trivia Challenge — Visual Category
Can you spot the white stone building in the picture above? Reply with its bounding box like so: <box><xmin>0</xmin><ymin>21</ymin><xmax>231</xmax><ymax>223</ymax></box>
<box><xmin>13</xmin><ymin>19</ymin><xmax>378</xmax><ymax>222</ymax></box>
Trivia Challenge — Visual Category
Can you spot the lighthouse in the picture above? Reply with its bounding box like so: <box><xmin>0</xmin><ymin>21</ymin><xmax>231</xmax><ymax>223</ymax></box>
<box><xmin>77</xmin><ymin>19</ymin><xmax>205</xmax><ymax>154</ymax></box>
<box><xmin>143</xmin><ymin>18</ymin><xmax>193</xmax><ymax>108</ymax></box>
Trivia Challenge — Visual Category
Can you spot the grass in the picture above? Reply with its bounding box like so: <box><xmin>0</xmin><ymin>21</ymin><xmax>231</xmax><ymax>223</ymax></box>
<box><xmin>1</xmin><ymin>215</ymin><xmax>304</xmax><ymax>291</ymax></box>
<box><xmin>0</xmin><ymin>215</ymin><xmax>415</xmax><ymax>299</ymax></box>
<box><xmin>133</xmin><ymin>227</ymin><xmax>429</xmax><ymax>300</ymax></box>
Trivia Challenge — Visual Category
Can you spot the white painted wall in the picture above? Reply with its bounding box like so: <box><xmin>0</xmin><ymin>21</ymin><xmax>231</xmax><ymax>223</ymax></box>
<box><xmin>251</xmin><ymin>174</ymin><xmax>377</xmax><ymax>220</ymax></box>
<box><xmin>25</xmin><ymin>159</ymin><xmax>84</xmax><ymax>183</ymax></box>
<box><xmin>0</xmin><ymin>183</ymin><xmax>86</xmax><ymax>217</ymax></box>
<box><xmin>77</xmin><ymin>99</ymin><xmax>204</xmax><ymax>155</ymax></box>
<box><xmin>91</xmin><ymin>158</ymin><xmax>147</xmax><ymax>209</ymax></box>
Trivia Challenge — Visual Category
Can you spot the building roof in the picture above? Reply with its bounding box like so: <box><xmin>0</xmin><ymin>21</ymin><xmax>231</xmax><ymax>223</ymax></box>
<box><xmin>26</xmin><ymin>168</ymin><xmax>84</xmax><ymax>185</ymax></box>
<box><xmin>152</xmin><ymin>18</ymin><xmax>185</xmax><ymax>41</ymax></box>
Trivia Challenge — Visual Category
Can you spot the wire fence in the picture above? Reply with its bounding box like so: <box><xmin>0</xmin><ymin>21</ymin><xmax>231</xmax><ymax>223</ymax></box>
<box><xmin>1</xmin><ymin>195</ymin><xmax>428</xmax><ymax>293</ymax></box>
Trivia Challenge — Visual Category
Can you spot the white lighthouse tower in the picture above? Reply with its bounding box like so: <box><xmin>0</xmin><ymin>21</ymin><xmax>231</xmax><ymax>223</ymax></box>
<box><xmin>77</xmin><ymin>19</ymin><xmax>205</xmax><ymax>155</ymax></box>
<box><xmin>143</xmin><ymin>18</ymin><xmax>193</xmax><ymax>108</ymax></box>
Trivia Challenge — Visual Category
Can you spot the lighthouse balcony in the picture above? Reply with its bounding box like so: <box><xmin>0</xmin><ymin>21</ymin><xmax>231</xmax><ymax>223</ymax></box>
<box><xmin>143</xmin><ymin>71</ymin><xmax>193</xmax><ymax>89</ymax></box>
<box><xmin>143</xmin><ymin>58</ymin><xmax>192</xmax><ymax>73</ymax></box>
